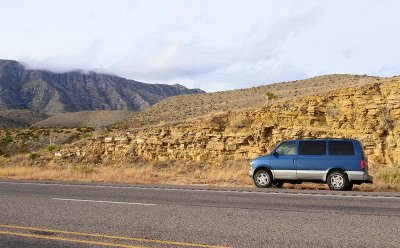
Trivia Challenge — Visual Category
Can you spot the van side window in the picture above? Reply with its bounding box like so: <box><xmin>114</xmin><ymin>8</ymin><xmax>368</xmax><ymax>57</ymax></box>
<box><xmin>275</xmin><ymin>141</ymin><xmax>296</xmax><ymax>155</ymax></box>
<box><xmin>329</xmin><ymin>141</ymin><xmax>355</xmax><ymax>155</ymax></box>
<box><xmin>299</xmin><ymin>141</ymin><xmax>326</xmax><ymax>155</ymax></box>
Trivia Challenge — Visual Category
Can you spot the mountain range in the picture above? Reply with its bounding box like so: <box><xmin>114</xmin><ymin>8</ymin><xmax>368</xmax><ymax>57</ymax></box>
<box><xmin>0</xmin><ymin>59</ymin><xmax>204</xmax><ymax>115</ymax></box>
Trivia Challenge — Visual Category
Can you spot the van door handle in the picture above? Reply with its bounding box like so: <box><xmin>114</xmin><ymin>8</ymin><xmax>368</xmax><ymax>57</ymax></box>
<box><xmin>293</xmin><ymin>159</ymin><xmax>296</xmax><ymax>164</ymax></box>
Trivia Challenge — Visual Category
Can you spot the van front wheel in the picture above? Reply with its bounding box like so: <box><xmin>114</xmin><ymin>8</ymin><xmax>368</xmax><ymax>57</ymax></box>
<box><xmin>254</xmin><ymin>170</ymin><xmax>273</xmax><ymax>188</ymax></box>
<box><xmin>327</xmin><ymin>171</ymin><xmax>350</xmax><ymax>191</ymax></box>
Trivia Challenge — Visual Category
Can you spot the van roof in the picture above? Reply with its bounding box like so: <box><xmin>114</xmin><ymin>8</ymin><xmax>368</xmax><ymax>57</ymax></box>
<box><xmin>285</xmin><ymin>138</ymin><xmax>358</xmax><ymax>141</ymax></box>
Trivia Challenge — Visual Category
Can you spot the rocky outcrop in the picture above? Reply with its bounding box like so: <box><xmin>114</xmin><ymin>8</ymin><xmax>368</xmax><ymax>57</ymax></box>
<box><xmin>95</xmin><ymin>78</ymin><xmax>400</xmax><ymax>167</ymax></box>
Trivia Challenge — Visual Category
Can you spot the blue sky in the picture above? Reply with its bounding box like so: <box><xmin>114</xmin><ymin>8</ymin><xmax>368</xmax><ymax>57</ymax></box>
<box><xmin>0</xmin><ymin>0</ymin><xmax>399</xmax><ymax>92</ymax></box>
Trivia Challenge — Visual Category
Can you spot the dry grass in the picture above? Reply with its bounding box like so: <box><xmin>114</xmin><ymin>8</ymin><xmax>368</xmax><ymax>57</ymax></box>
<box><xmin>0</xmin><ymin>159</ymin><xmax>252</xmax><ymax>187</ymax></box>
<box><xmin>0</xmin><ymin>166</ymin><xmax>251</xmax><ymax>187</ymax></box>
<box><xmin>360</xmin><ymin>166</ymin><xmax>400</xmax><ymax>191</ymax></box>
<box><xmin>0</xmin><ymin>158</ymin><xmax>399</xmax><ymax>191</ymax></box>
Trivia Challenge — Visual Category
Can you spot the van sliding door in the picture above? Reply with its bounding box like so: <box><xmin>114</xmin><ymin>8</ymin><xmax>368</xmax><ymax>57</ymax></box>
<box><xmin>296</xmin><ymin>141</ymin><xmax>327</xmax><ymax>180</ymax></box>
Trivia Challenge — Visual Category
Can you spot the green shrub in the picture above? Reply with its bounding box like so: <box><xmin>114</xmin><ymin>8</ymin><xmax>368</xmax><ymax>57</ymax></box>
<box><xmin>47</xmin><ymin>145</ymin><xmax>59</xmax><ymax>152</ymax></box>
<box><xmin>265</xmin><ymin>92</ymin><xmax>278</xmax><ymax>101</ymax></box>
<box><xmin>29</xmin><ymin>152</ymin><xmax>39</xmax><ymax>160</ymax></box>
<box><xmin>82</xmin><ymin>133</ymin><xmax>92</xmax><ymax>139</ymax></box>
<box><xmin>0</xmin><ymin>137</ymin><xmax>13</xmax><ymax>145</ymax></box>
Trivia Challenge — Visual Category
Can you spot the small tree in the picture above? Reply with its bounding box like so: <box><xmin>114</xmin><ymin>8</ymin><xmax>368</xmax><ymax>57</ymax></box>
<box><xmin>265</xmin><ymin>92</ymin><xmax>278</xmax><ymax>104</ymax></box>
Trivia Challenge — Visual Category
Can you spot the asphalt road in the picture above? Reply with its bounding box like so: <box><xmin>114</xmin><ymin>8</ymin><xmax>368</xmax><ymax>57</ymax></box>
<box><xmin>0</xmin><ymin>180</ymin><xmax>399</xmax><ymax>248</ymax></box>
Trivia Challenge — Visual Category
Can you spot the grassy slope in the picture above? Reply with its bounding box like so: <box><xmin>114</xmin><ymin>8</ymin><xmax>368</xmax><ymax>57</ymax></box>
<box><xmin>124</xmin><ymin>74</ymin><xmax>381</xmax><ymax>127</ymax></box>
<box><xmin>33</xmin><ymin>110</ymin><xmax>137</xmax><ymax>128</ymax></box>
<box><xmin>0</xmin><ymin>110</ymin><xmax>49</xmax><ymax>128</ymax></box>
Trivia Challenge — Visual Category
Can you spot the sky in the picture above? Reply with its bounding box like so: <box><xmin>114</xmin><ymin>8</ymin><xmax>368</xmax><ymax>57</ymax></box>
<box><xmin>0</xmin><ymin>0</ymin><xmax>399</xmax><ymax>92</ymax></box>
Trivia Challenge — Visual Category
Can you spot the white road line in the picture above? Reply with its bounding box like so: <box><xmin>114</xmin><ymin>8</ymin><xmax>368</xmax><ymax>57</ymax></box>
<box><xmin>1</xmin><ymin>181</ymin><xmax>399</xmax><ymax>200</ymax></box>
<box><xmin>52</xmin><ymin>198</ymin><xmax>156</xmax><ymax>206</ymax></box>
<box><xmin>263</xmin><ymin>192</ymin><xmax>400</xmax><ymax>200</ymax></box>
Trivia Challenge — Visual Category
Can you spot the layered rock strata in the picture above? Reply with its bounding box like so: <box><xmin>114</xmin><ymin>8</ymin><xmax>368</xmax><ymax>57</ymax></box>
<box><xmin>59</xmin><ymin>78</ymin><xmax>400</xmax><ymax>167</ymax></box>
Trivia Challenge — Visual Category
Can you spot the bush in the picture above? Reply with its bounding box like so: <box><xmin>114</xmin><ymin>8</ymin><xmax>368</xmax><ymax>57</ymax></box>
<box><xmin>0</xmin><ymin>137</ymin><xmax>13</xmax><ymax>146</ymax></box>
<box><xmin>67</xmin><ymin>133</ymin><xmax>81</xmax><ymax>143</ymax></box>
<box><xmin>265</xmin><ymin>92</ymin><xmax>278</xmax><ymax>101</ymax></box>
<box><xmin>81</xmin><ymin>133</ymin><xmax>92</xmax><ymax>139</ymax></box>
<box><xmin>29</xmin><ymin>152</ymin><xmax>39</xmax><ymax>160</ymax></box>
<box><xmin>47</xmin><ymin>145</ymin><xmax>59</xmax><ymax>152</ymax></box>
<box><xmin>231</xmin><ymin>115</ymin><xmax>251</xmax><ymax>129</ymax></box>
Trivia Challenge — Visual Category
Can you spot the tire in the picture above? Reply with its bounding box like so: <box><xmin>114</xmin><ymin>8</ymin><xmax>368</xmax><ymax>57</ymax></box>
<box><xmin>327</xmin><ymin>171</ymin><xmax>350</xmax><ymax>191</ymax></box>
<box><xmin>347</xmin><ymin>183</ymin><xmax>354</xmax><ymax>191</ymax></box>
<box><xmin>253</xmin><ymin>169</ymin><xmax>273</xmax><ymax>188</ymax></box>
<box><xmin>273</xmin><ymin>181</ymin><xmax>284</xmax><ymax>188</ymax></box>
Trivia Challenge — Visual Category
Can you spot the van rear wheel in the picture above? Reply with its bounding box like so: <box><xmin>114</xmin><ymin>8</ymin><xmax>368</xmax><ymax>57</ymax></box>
<box><xmin>347</xmin><ymin>183</ymin><xmax>354</xmax><ymax>191</ymax></box>
<box><xmin>327</xmin><ymin>171</ymin><xmax>350</xmax><ymax>191</ymax></box>
<box><xmin>273</xmin><ymin>181</ymin><xmax>284</xmax><ymax>188</ymax></box>
<box><xmin>253</xmin><ymin>170</ymin><xmax>273</xmax><ymax>188</ymax></box>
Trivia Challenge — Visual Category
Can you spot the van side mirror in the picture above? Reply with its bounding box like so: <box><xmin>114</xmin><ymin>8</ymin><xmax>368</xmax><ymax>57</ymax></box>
<box><xmin>272</xmin><ymin>151</ymin><xmax>279</xmax><ymax>156</ymax></box>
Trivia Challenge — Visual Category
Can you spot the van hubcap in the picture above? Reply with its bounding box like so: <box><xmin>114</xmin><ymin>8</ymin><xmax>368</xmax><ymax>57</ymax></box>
<box><xmin>256</xmin><ymin>173</ymin><xmax>269</xmax><ymax>185</ymax></box>
<box><xmin>331</xmin><ymin>174</ymin><xmax>344</xmax><ymax>188</ymax></box>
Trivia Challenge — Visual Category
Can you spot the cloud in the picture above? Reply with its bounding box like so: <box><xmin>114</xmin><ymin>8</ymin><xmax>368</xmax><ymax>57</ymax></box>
<box><xmin>2</xmin><ymin>1</ymin><xmax>324</xmax><ymax>92</ymax></box>
<box><xmin>111</xmin><ymin>4</ymin><xmax>323</xmax><ymax>90</ymax></box>
<box><xmin>2</xmin><ymin>0</ymin><xmax>399</xmax><ymax>92</ymax></box>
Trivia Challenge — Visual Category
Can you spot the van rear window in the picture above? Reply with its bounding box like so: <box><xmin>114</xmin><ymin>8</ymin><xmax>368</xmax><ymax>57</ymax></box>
<box><xmin>298</xmin><ymin>141</ymin><xmax>326</xmax><ymax>155</ymax></box>
<box><xmin>329</xmin><ymin>141</ymin><xmax>355</xmax><ymax>155</ymax></box>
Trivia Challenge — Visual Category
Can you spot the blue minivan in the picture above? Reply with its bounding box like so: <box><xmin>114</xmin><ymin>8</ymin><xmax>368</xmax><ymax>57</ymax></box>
<box><xmin>249</xmin><ymin>139</ymin><xmax>373</xmax><ymax>191</ymax></box>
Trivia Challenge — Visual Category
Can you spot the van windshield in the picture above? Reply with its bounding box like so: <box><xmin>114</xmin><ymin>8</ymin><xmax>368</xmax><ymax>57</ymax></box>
<box><xmin>275</xmin><ymin>141</ymin><xmax>296</xmax><ymax>155</ymax></box>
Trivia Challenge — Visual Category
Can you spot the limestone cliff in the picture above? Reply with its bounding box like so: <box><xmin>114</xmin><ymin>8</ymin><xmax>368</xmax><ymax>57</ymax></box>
<box><xmin>58</xmin><ymin>77</ymin><xmax>400</xmax><ymax>167</ymax></box>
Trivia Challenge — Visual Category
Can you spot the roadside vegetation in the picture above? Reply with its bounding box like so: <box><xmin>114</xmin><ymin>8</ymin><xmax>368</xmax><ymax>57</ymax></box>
<box><xmin>0</xmin><ymin>74</ymin><xmax>398</xmax><ymax>192</ymax></box>
<box><xmin>0</xmin><ymin>155</ymin><xmax>398</xmax><ymax>191</ymax></box>
<box><xmin>0</xmin><ymin>157</ymin><xmax>251</xmax><ymax>187</ymax></box>
<box><xmin>0</xmin><ymin>127</ymin><xmax>94</xmax><ymax>157</ymax></box>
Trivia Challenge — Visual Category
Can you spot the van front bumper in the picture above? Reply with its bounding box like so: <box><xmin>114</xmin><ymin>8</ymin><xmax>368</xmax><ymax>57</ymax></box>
<box><xmin>248</xmin><ymin>168</ymin><xmax>254</xmax><ymax>178</ymax></box>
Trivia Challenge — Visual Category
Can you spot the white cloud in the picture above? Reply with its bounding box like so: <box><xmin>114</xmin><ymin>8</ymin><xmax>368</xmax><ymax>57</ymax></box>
<box><xmin>0</xmin><ymin>0</ymin><xmax>399</xmax><ymax>92</ymax></box>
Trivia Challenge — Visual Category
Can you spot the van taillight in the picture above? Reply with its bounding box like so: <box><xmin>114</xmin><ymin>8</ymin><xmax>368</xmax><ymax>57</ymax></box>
<box><xmin>360</xmin><ymin>159</ymin><xmax>365</xmax><ymax>170</ymax></box>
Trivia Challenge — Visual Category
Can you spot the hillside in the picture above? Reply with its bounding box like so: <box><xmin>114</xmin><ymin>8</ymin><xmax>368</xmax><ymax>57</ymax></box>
<box><xmin>72</xmin><ymin>76</ymin><xmax>400</xmax><ymax>168</ymax></box>
<box><xmin>125</xmin><ymin>74</ymin><xmax>381</xmax><ymax>127</ymax></box>
<box><xmin>0</xmin><ymin>59</ymin><xmax>204</xmax><ymax>115</ymax></box>
<box><xmin>0</xmin><ymin>110</ymin><xmax>49</xmax><ymax>128</ymax></box>
<box><xmin>33</xmin><ymin>110</ymin><xmax>137</xmax><ymax>128</ymax></box>
<box><xmin>2</xmin><ymin>75</ymin><xmax>400</xmax><ymax>190</ymax></box>
<box><xmin>0</xmin><ymin>126</ymin><xmax>94</xmax><ymax>156</ymax></box>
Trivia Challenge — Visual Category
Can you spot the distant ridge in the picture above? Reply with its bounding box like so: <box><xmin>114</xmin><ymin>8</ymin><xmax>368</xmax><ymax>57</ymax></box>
<box><xmin>0</xmin><ymin>59</ymin><xmax>205</xmax><ymax>115</ymax></box>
